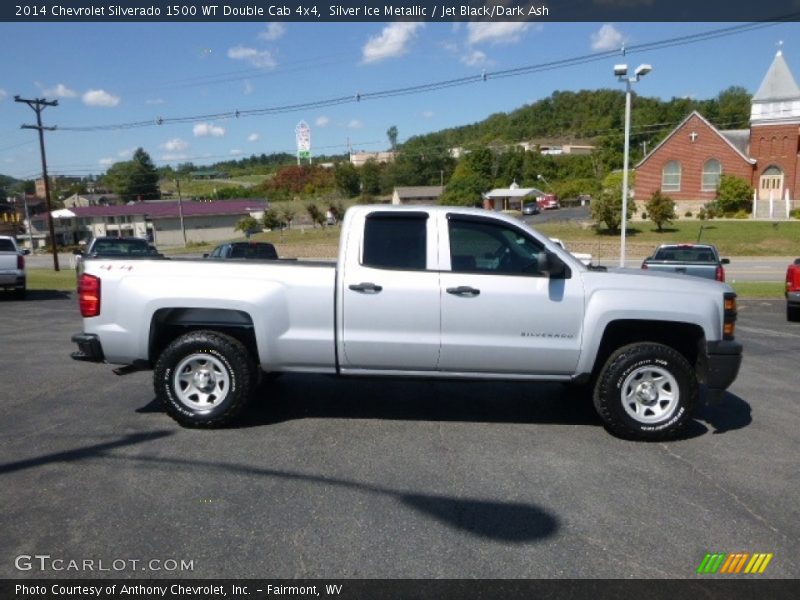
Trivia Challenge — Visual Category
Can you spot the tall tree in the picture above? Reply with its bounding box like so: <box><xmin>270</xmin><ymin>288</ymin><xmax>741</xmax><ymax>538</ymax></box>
<box><xmin>103</xmin><ymin>148</ymin><xmax>160</xmax><ymax>201</ymax></box>
<box><xmin>387</xmin><ymin>126</ymin><xmax>398</xmax><ymax>151</ymax></box>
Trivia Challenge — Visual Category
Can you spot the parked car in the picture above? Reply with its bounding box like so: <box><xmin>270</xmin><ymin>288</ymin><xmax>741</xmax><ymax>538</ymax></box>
<box><xmin>786</xmin><ymin>258</ymin><xmax>800</xmax><ymax>321</ymax></box>
<box><xmin>72</xmin><ymin>205</ymin><xmax>742</xmax><ymax>441</ymax></box>
<box><xmin>522</xmin><ymin>202</ymin><xmax>541</xmax><ymax>216</ymax></box>
<box><xmin>641</xmin><ymin>244</ymin><xmax>729</xmax><ymax>282</ymax></box>
<box><xmin>204</xmin><ymin>242</ymin><xmax>279</xmax><ymax>260</ymax></box>
<box><xmin>74</xmin><ymin>237</ymin><xmax>162</xmax><ymax>273</ymax></box>
<box><xmin>0</xmin><ymin>236</ymin><xmax>28</xmax><ymax>298</ymax></box>
<box><xmin>538</xmin><ymin>194</ymin><xmax>560</xmax><ymax>210</ymax></box>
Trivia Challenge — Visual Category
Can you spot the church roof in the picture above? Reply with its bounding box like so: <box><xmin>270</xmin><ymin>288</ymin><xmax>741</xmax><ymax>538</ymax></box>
<box><xmin>753</xmin><ymin>50</ymin><xmax>800</xmax><ymax>102</ymax></box>
<box><xmin>720</xmin><ymin>129</ymin><xmax>750</xmax><ymax>156</ymax></box>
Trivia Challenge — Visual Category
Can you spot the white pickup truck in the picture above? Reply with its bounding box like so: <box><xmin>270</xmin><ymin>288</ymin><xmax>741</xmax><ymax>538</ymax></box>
<box><xmin>71</xmin><ymin>206</ymin><xmax>742</xmax><ymax>440</ymax></box>
<box><xmin>0</xmin><ymin>235</ymin><xmax>28</xmax><ymax>298</ymax></box>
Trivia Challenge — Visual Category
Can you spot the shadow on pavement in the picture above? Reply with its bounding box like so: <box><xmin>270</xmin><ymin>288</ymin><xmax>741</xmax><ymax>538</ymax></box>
<box><xmin>0</xmin><ymin>289</ymin><xmax>72</xmax><ymax>301</ymax></box>
<box><xmin>695</xmin><ymin>390</ymin><xmax>752</xmax><ymax>435</ymax></box>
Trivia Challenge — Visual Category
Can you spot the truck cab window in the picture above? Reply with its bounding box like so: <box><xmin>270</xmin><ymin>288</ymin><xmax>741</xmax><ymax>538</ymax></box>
<box><xmin>362</xmin><ymin>214</ymin><xmax>427</xmax><ymax>270</ymax></box>
<box><xmin>448</xmin><ymin>217</ymin><xmax>546</xmax><ymax>276</ymax></box>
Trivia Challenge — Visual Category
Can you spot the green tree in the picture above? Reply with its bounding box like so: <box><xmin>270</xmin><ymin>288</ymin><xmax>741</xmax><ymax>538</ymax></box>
<box><xmin>306</xmin><ymin>203</ymin><xmax>325</xmax><ymax>227</ymax></box>
<box><xmin>715</xmin><ymin>174</ymin><xmax>753</xmax><ymax>215</ymax></box>
<box><xmin>280</xmin><ymin>206</ymin><xmax>296</xmax><ymax>229</ymax></box>
<box><xmin>645</xmin><ymin>190</ymin><xmax>677</xmax><ymax>232</ymax></box>
<box><xmin>387</xmin><ymin>126</ymin><xmax>398</xmax><ymax>151</ymax></box>
<box><xmin>235</xmin><ymin>215</ymin><xmax>260</xmax><ymax>235</ymax></box>
<box><xmin>262</xmin><ymin>208</ymin><xmax>284</xmax><ymax>230</ymax></box>
<box><xmin>102</xmin><ymin>148</ymin><xmax>160</xmax><ymax>201</ymax></box>
<box><xmin>334</xmin><ymin>162</ymin><xmax>360</xmax><ymax>197</ymax></box>
<box><xmin>439</xmin><ymin>149</ymin><xmax>494</xmax><ymax>206</ymax></box>
<box><xmin>360</xmin><ymin>159</ymin><xmax>382</xmax><ymax>195</ymax></box>
<box><xmin>592</xmin><ymin>171</ymin><xmax>636</xmax><ymax>232</ymax></box>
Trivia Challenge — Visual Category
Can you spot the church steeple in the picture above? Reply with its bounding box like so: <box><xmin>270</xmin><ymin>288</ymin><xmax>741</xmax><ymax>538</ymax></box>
<box><xmin>751</xmin><ymin>45</ymin><xmax>800</xmax><ymax>124</ymax></box>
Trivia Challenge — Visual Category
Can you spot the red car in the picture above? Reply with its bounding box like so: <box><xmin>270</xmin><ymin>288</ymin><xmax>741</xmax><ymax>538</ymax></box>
<box><xmin>786</xmin><ymin>258</ymin><xmax>800</xmax><ymax>321</ymax></box>
<box><xmin>538</xmin><ymin>194</ymin><xmax>560</xmax><ymax>210</ymax></box>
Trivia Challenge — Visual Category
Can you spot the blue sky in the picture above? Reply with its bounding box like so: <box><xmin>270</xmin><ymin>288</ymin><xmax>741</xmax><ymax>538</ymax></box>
<box><xmin>1</xmin><ymin>21</ymin><xmax>798</xmax><ymax>181</ymax></box>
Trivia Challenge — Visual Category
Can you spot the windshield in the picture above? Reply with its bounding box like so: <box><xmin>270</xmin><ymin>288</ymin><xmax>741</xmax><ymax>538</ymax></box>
<box><xmin>653</xmin><ymin>247</ymin><xmax>717</xmax><ymax>262</ymax></box>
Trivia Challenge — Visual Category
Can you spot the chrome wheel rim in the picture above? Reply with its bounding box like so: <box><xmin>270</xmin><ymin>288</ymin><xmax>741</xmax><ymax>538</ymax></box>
<box><xmin>173</xmin><ymin>353</ymin><xmax>230</xmax><ymax>411</ymax></box>
<box><xmin>621</xmin><ymin>365</ymin><xmax>679</xmax><ymax>424</ymax></box>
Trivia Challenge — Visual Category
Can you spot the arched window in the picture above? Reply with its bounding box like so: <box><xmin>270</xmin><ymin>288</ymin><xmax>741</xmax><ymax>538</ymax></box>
<box><xmin>661</xmin><ymin>161</ymin><xmax>681</xmax><ymax>192</ymax></box>
<box><xmin>701</xmin><ymin>159</ymin><xmax>722</xmax><ymax>192</ymax></box>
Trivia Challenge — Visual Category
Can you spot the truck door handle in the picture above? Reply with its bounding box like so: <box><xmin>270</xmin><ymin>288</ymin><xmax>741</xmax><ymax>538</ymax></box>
<box><xmin>349</xmin><ymin>282</ymin><xmax>383</xmax><ymax>293</ymax></box>
<box><xmin>446</xmin><ymin>286</ymin><xmax>480</xmax><ymax>297</ymax></box>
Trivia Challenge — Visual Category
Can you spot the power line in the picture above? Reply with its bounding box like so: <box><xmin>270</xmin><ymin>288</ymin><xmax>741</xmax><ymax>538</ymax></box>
<box><xmin>56</xmin><ymin>18</ymin><xmax>794</xmax><ymax>134</ymax></box>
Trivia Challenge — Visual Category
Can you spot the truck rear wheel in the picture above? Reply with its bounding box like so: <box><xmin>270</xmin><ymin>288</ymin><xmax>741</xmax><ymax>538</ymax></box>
<box><xmin>788</xmin><ymin>304</ymin><xmax>800</xmax><ymax>322</ymax></box>
<box><xmin>593</xmin><ymin>342</ymin><xmax>697</xmax><ymax>441</ymax></box>
<box><xmin>154</xmin><ymin>330</ymin><xmax>254</xmax><ymax>428</ymax></box>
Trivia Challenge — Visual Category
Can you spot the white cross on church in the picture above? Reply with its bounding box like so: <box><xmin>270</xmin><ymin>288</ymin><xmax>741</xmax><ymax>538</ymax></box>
<box><xmin>689</xmin><ymin>131</ymin><xmax>698</xmax><ymax>142</ymax></box>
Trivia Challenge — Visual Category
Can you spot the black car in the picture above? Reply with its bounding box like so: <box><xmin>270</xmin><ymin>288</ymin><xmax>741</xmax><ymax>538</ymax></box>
<box><xmin>204</xmin><ymin>242</ymin><xmax>279</xmax><ymax>260</ymax></box>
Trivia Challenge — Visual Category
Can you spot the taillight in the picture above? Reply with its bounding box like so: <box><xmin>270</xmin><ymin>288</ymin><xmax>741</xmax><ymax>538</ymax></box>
<box><xmin>78</xmin><ymin>273</ymin><xmax>101</xmax><ymax>317</ymax></box>
<box><xmin>715</xmin><ymin>265</ymin><xmax>725</xmax><ymax>282</ymax></box>
<box><xmin>723</xmin><ymin>293</ymin><xmax>737</xmax><ymax>340</ymax></box>
<box><xmin>17</xmin><ymin>254</ymin><xmax>24</xmax><ymax>270</ymax></box>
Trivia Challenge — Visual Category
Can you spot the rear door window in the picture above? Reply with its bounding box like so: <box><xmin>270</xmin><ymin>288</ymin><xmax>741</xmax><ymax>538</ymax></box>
<box><xmin>362</xmin><ymin>213</ymin><xmax>428</xmax><ymax>271</ymax></box>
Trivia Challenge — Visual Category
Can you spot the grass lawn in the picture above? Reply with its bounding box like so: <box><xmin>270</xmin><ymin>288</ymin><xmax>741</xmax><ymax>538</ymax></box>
<box><xmin>729</xmin><ymin>281</ymin><xmax>785</xmax><ymax>298</ymax></box>
<box><xmin>536</xmin><ymin>219</ymin><xmax>800</xmax><ymax>258</ymax></box>
<box><xmin>27</xmin><ymin>268</ymin><xmax>77</xmax><ymax>291</ymax></box>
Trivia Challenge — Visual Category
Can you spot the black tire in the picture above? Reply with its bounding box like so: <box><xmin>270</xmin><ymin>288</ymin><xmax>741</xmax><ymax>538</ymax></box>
<box><xmin>593</xmin><ymin>342</ymin><xmax>697</xmax><ymax>441</ymax></box>
<box><xmin>154</xmin><ymin>330</ymin><xmax>254</xmax><ymax>428</ymax></box>
<box><xmin>788</xmin><ymin>304</ymin><xmax>800</xmax><ymax>322</ymax></box>
<box><xmin>12</xmin><ymin>286</ymin><xmax>26</xmax><ymax>300</ymax></box>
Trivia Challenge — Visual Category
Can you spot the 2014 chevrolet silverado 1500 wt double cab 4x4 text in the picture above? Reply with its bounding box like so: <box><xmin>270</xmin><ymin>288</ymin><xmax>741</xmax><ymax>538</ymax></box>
<box><xmin>71</xmin><ymin>206</ymin><xmax>742</xmax><ymax>441</ymax></box>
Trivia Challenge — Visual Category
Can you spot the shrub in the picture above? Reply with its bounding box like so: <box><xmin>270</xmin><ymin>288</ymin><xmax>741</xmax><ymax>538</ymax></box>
<box><xmin>645</xmin><ymin>190</ymin><xmax>677</xmax><ymax>232</ymax></box>
<box><xmin>716</xmin><ymin>174</ymin><xmax>753</xmax><ymax>215</ymax></box>
<box><xmin>733</xmin><ymin>209</ymin><xmax>750</xmax><ymax>219</ymax></box>
<box><xmin>790</xmin><ymin>208</ymin><xmax>800</xmax><ymax>220</ymax></box>
<box><xmin>684</xmin><ymin>210</ymin><xmax>693</xmax><ymax>218</ymax></box>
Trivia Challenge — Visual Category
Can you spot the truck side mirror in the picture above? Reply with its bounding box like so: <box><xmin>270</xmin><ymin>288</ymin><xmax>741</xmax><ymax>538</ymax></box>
<box><xmin>721</xmin><ymin>258</ymin><xmax>730</xmax><ymax>265</ymax></box>
<box><xmin>543</xmin><ymin>251</ymin><xmax>570</xmax><ymax>279</ymax></box>
<box><xmin>73</xmin><ymin>249</ymin><xmax>84</xmax><ymax>256</ymax></box>
<box><xmin>23</xmin><ymin>249</ymin><xmax>31</xmax><ymax>255</ymax></box>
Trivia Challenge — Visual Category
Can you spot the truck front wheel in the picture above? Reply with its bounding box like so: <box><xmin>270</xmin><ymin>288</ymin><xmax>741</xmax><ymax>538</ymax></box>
<box><xmin>593</xmin><ymin>342</ymin><xmax>697</xmax><ymax>441</ymax></box>
<box><xmin>154</xmin><ymin>330</ymin><xmax>254</xmax><ymax>428</ymax></box>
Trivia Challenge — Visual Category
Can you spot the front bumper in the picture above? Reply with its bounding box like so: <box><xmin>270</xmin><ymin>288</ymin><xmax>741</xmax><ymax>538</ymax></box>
<box><xmin>71</xmin><ymin>333</ymin><xmax>105</xmax><ymax>362</ymax></box>
<box><xmin>704</xmin><ymin>340</ymin><xmax>743</xmax><ymax>400</ymax></box>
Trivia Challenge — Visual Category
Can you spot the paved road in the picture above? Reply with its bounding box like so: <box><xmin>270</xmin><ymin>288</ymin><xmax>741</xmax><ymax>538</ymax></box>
<box><xmin>0</xmin><ymin>293</ymin><xmax>797</xmax><ymax>579</ymax></box>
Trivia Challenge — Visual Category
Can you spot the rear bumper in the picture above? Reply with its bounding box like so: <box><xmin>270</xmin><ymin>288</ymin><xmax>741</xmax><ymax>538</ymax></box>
<box><xmin>0</xmin><ymin>272</ymin><xmax>24</xmax><ymax>289</ymax></box>
<box><xmin>71</xmin><ymin>333</ymin><xmax>105</xmax><ymax>363</ymax></box>
<box><xmin>787</xmin><ymin>291</ymin><xmax>800</xmax><ymax>306</ymax></box>
<box><xmin>704</xmin><ymin>340</ymin><xmax>742</xmax><ymax>399</ymax></box>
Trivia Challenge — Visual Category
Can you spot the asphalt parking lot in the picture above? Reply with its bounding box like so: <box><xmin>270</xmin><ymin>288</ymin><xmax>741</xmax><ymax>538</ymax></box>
<box><xmin>0</xmin><ymin>292</ymin><xmax>798</xmax><ymax>579</ymax></box>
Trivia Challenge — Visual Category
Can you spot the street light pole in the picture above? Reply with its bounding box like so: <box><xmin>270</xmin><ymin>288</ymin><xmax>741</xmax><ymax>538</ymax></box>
<box><xmin>615</xmin><ymin>64</ymin><xmax>651</xmax><ymax>268</ymax></box>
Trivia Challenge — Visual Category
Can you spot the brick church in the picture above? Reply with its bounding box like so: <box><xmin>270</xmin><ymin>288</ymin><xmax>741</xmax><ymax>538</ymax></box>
<box><xmin>634</xmin><ymin>48</ymin><xmax>800</xmax><ymax>217</ymax></box>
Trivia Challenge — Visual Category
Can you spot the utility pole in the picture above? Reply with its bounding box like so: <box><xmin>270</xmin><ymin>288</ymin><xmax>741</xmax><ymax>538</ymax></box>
<box><xmin>175</xmin><ymin>179</ymin><xmax>187</xmax><ymax>248</ymax></box>
<box><xmin>15</xmin><ymin>96</ymin><xmax>60</xmax><ymax>271</ymax></box>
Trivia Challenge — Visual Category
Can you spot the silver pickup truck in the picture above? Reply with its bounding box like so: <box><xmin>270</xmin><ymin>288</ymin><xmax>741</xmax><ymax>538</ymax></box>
<box><xmin>0</xmin><ymin>236</ymin><xmax>28</xmax><ymax>298</ymax></box>
<box><xmin>71</xmin><ymin>206</ymin><xmax>742</xmax><ymax>440</ymax></box>
<box><xmin>641</xmin><ymin>243</ymin><xmax>729</xmax><ymax>282</ymax></box>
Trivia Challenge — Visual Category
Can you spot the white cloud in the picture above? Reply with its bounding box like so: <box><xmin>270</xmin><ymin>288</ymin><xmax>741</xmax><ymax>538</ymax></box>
<box><xmin>227</xmin><ymin>45</ymin><xmax>277</xmax><ymax>69</ymax></box>
<box><xmin>348</xmin><ymin>119</ymin><xmax>364</xmax><ymax>129</ymax></box>
<box><xmin>362</xmin><ymin>23</ymin><xmax>424</xmax><ymax>64</ymax></box>
<box><xmin>315</xmin><ymin>116</ymin><xmax>330</xmax><ymax>127</ymax></box>
<box><xmin>258</xmin><ymin>23</ymin><xmax>285</xmax><ymax>41</ymax></box>
<box><xmin>422</xmin><ymin>110</ymin><xmax>434</xmax><ymax>119</ymax></box>
<box><xmin>243</xmin><ymin>80</ymin><xmax>254</xmax><ymax>95</ymax></box>
<box><xmin>99</xmin><ymin>158</ymin><xmax>115</xmax><ymax>166</ymax></box>
<box><xmin>162</xmin><ymin>138</ymin><xmax>189</xmax><ymax>152</ymax></box>
<box><xmin>467</xmin><ymin>23</ymin><xmax>529</xmax><ymax>46</ymax></box>
<box><xmin>591</xmin><ymin>24</ymin><xmax>627</xmax><ymax>52</ymax></box>
<box><xmin>461</xmin><ymin>50</ymin><xmax>492</xmax><ymax>67</ymax></box>
<box><xmin>0</xmin><ymin>89</ymin><xmax>6</xmax><ymax>101</ymax></box>
<box><xmin>145</xmin><ymin>98</ymin><xmax>164</xmax><ymax>105</ymax></box>
<box><xmin>248</xmin><ymin>133</ymin><xmax>260</xmax><ymax>142</ymax></box>
<box><xmin>230</xmin><ymin>149</ymin><xmax>242</xmax><ymax>155</ymax></box>
<box><xmin>44</xmin><ymin>83</ymin><xmax>77</xmax><ymax>98</ymax></box>
<box><xmin>193</xmin><ymin>122</ymin><xmax>226</xmax><ymax>137</ymax></box>
<box><xmin>82</xmin><ymin>89</ymin><xmax>120</xmax><ymax>107</ymax></box>
<box><xmin>118</xmin><ymin>147</ymin><xmax>136</xmax><ymax>158</ymax></box>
